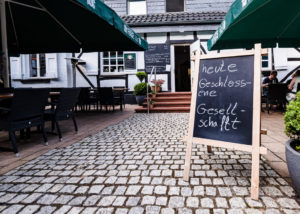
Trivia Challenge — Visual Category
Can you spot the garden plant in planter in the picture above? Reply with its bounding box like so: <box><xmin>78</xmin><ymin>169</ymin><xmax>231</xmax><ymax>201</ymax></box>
<box><xmin>284</xmin><ymin>91</ymin><xmax>300</xmax><ymax>196</ymax></box>
<box><xmin>133</xmin><ymin>72</ymin><xmax>151</xmax><ymax>105</ymax></box>
<box><xmin>151</xmin><ymin>79</ymin><xmax>165</xmax><ymax>92</ymax></box>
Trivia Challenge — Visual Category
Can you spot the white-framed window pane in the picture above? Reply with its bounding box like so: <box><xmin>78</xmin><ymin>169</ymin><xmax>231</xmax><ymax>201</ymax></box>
<box><xmin>29</xmin><ymin>54</ymin><xmax>47</xmax><ymax>78</ymax></box>
<box><xmin>262</xmin><ymin>55</ymin><xmax>268</xmax><ymax>68</ymax></box>
<box><xmin>102</xmin><ymin>51</ymin><xmax>137</xmax><ymax>74</ymax></box>
<box><xmin>30</xmin><ymin>54</ymin><xmax>38</xmax><ymax>77</ymax></box>
<box><xmin>39</xmin><ymin>54</ymin><xmax>46</xmax><ymax>77</ymax></box>
<box><xmin>128</xmin><ymin>0</ymin><xmax>147</xmax><ymax>15</ymax></box>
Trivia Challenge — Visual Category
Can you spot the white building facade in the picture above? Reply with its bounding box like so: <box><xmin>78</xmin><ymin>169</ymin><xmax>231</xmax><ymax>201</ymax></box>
<box><xmin>10</xmin><ymin>0</ymin><xmax>300</xmax><ymax>95</ymax></box>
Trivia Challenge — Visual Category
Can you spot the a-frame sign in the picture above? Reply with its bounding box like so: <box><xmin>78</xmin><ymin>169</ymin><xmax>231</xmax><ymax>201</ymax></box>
<box><xmin>183</xmin><ymin>44</ymin><xmax>268</xmax><ymax>200</ymax></box>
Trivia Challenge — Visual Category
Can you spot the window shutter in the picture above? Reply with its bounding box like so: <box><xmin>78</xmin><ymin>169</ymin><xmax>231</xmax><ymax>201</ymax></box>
<box><xmin>274</xmin><ymin>48</ymin><xmax>288</xmax><ymax>70</ymax></box>
<box><xmin>10</xmin><ymin>57</ymin><xmax>22</xmax><ymax>79</ymax></box>
<box><xmin>46</xmin><ymin>53</ymin><xmax>58</xmax><ymax>78</ymax></box>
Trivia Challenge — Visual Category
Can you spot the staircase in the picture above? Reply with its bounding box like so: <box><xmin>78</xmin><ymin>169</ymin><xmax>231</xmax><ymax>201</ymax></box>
<box><xmin>135</xmin><ymin>92</ymin><xmax>192</xmax><ymax>113</ymax></box>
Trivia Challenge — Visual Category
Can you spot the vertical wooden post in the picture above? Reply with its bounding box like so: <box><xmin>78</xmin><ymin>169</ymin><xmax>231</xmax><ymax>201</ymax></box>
<box><xmin>250</xmin><ymin>43</ymin><xmax>262</xmax><ymax>200</ymax></box>
<box><xmin>183</xmin><ymin>50</ymin><xmax>201</xmax><ymax>181</ymax></box>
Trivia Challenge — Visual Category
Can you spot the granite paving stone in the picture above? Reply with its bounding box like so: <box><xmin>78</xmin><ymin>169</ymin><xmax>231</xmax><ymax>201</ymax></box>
<box><xmin>0</xmin><ymin>113</ymin><xmax>299</xmax><ymax>213</ymax></box>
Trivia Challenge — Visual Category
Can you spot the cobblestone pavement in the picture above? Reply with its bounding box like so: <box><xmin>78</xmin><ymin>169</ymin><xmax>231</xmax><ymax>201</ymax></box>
<box><xmin>0</xmin><ymin>113</ymin><xmax>300</xmax><ymax>214</ymax></box>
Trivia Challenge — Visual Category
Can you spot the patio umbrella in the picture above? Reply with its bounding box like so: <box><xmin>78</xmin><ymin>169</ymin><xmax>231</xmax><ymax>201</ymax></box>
<box><xmin>0</xmin><ymin>0</ymin><xmax>148</xmax><ymax>87</ymax></box>
<box><xmin>207</xmin><ymin>0</ymin><xmax>300</xmax><ymax>50</ymax></box>
<box><xmin>1</xmin><ymin>0</ymin><xmax>148</xmax><ymax>54</ymax></box>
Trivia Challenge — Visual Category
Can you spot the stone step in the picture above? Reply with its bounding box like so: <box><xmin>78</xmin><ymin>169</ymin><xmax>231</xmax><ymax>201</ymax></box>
<box><xmin>152</xmin><ymin>92</ymin><xmax>192</xmax><ymax>97</ymax></box>
<box><xmin>148</xmin><ymin>96</ymin><xmax>191</xmax><ymax>102</ymax></box>
<box><xmin>142</xmin><ymin>101</ymin><xmax>191</xmax><ymax>107</ymax></box>
<box><xmin>135</xmin><ymin>106</ymin><xmax>190</xmax><ymax>113</ymax></box>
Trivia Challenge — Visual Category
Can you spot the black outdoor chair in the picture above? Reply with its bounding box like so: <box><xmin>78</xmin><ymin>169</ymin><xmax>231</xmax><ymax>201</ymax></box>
<box><xmin>77</xmin><ymin>87</ymin><xmax>92</xmax><ymax>111</ymax></box>
<box><xmin>266</xmin><ymin>84</ymin><xmax>287</xmax><ymax>114</ymax></box>
<box><xmin>98</xmin><ymin>87</ymin><xmax>116</xmax><ymax>112</ymax></box>
<box><xmin>0</xmin><ymin>89</ymin><xmax>49</xmax><ymax>157</ymax></box>
<box><xmin>113</xmin><ymin>86</ymin><xmax>126</xmax><ymax>111</ymax></box>
<box><xmin>44</xmin><ymin>88</ymin><xmax>81</xmax><ymax>141</ymax></box>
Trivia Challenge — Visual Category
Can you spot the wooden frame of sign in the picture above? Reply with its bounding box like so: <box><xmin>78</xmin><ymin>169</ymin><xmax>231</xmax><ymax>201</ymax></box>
<box><xmin>183</xmin><ymin>44</ymin><xmax>268</xmax><ymax>200</ymax></box>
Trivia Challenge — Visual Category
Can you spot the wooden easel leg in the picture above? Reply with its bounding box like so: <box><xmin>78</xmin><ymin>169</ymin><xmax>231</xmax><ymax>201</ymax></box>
<box><xmin>251</xmin><ymin>43</ymin><xmax>262</xmax><ymax>201</ymax></box>
<box><xmin>183</xmin><ymin>139</ymin><xmax>192</xmax><ymax>181</ymax></box>
<box><xmin>251</xmin><ymin>151</ymin><xmax>260</xmax><ymax>200</ymax></box>
<box><xmin>207</xmin><ymin>146</ymin><xmax>212</xmax><ymax>153</ymax></box>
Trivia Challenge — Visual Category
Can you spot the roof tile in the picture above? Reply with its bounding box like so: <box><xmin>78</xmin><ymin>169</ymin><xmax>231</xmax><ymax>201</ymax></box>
<box><xmin>121</xmin><ymin>12</ymin><xmax>226</xmax><ymax>26</ymax></box>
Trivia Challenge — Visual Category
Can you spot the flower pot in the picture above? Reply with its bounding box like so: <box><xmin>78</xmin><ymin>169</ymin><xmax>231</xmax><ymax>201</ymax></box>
<box><xmin>286</xmin><ymin>140</ymin><xmax>300</xmax><ymax>196</ymax></box>
<box><xmin>150</xmin><ymin>104</ymin><xmax>154</xmax><ymax>109</ymax></box>
<box><xmin>135</xmin><ymin>95</ymin><xmax>145</xmax><ymax>106</ymax></box>
<box><xmin>151</xmin><ymin>86</ymin><xmax>161</xmax><ymax>93</ymax></box>
<box><xmin>152</xmin><ymin>94</ymin><xmax>156</xmax><ymax>98</ymax></box>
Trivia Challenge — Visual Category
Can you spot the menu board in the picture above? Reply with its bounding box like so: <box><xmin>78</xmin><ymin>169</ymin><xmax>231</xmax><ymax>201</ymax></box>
<box><xmin>193</xmin><ymin>55</ymin><xmax>254</xmax><ymax>145</ymax></box>
<box><xmin>145</xmin><ymin>44</ymin><xmax>170</xmax><ymax>73</ymax></box>
<box><xmin>124</xmin><ymin>53</ymin><xmax>136</xmax><ymax>70</ymax></box>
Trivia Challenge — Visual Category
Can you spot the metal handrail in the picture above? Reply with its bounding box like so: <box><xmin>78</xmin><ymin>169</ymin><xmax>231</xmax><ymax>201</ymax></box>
<box><xmin>147</xmin><ymin>66</ymin><xmax>157</xmax><ymax>114</ymax></box>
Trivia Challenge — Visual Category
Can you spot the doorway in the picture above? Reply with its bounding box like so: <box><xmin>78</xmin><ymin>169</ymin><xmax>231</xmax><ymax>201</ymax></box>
<box><xmin>174</xmin><ymin>46</ymin><xmax>191</xmax><ymax>91</ymax></box>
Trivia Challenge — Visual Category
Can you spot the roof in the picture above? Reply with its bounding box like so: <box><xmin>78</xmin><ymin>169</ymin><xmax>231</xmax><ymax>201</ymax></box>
<box><xmin>121</xmin><ymin>12</ymin><xmax>226</xmax><ymax>27</ymax></box>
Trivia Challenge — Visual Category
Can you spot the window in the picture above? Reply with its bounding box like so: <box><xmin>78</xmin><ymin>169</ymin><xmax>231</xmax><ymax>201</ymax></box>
<box><xmin>102</xmin><ymin>51</ymin><xmax>125</xmax><ymax>73</ymax></box>
<box><xmin>262</xmin><ymin>55</ymin><xmax>269</xmax><ymax>68</ymax></box>
<box><xmin>128</xmin><ymin>0</ymin><xmax>147</xmax><ymax>15</ymax></box>
<box><xmin>261</xmin><ymin>50</ymin><xmax>272</xmax><ymax>71</ymax></box>
<box><xmin>30</xmin><ymin>54</ymin><xmax>46</xmax><ymax>78</ymax></box>
<box><xmin>102</xmin><ymin>51</ymin><xmax>137</xmax><ymax>74</ymax></box>
<box><xmin>10</xmin><ymin>54</ymin><xmax>58</xmax><ymax>80</ymax></box>
<box><xmin>166</xmin><ymin>0</ymin><xmax>184</xmax><ymax>12</ymax></box>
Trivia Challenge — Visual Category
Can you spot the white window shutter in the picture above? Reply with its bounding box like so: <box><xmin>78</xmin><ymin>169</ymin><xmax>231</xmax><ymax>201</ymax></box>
<box><xmin>274</xmin><ymin>47</ymin><xmax>288</xmax><ymax>70</ymax></box>
<box><xmin>10</xmin><ymin>57</ymin><xmax>22</xmax><ymax>79</ymax></box>
<box><xmin>46</xmin><ymin>53</ymin><xmax>58</xmax><ymax>78</ymax></box>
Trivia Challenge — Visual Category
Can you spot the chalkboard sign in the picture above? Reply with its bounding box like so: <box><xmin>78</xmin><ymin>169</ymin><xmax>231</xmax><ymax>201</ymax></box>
<box><xmin>184</xmin><ymin>45</ymin><xmax>268</xmax><ymax>200</ymax></box>
<box><xmin>145</xmin><ymin>44</ymin><xmax>170</xmax><ymax>73</ymax></box>
<box><xmin>124</xmin><ymin>53</ymin><xmax>136</xmax><ymax>70</ymax></box>
<box><xmin>193</xmin><ymin>56</ymin><xmax>254</xmax><ymax>145</ymax></box>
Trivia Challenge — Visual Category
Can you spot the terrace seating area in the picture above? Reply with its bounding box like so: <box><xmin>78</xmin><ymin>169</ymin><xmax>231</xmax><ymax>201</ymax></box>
<box><xmin>0</xmin><ymin>87</ymin><xmax>127</xmax><ymax>157</ymax></box>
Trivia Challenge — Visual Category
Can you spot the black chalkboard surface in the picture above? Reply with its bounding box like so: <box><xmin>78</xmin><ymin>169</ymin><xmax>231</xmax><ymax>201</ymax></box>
<box><xmin>193</xmin><ymin>55</ymin><xmax>254</xmax><ymax>145</ymax></box>
<box><xmin>145</xmin><ymin>44</ymin><xmax>170</xmax><ymax>73</ymax></box>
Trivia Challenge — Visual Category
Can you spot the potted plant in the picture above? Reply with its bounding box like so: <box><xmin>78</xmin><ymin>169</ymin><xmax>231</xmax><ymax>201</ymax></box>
<box><xmin>134</xmin><ymin>83</ymin><xmax>151</xmax><ymax>105</ymax></box>
<box><xmin>285</xmin><ymin>91</ymin><xmax>300</xmax><ymax>196</ymax></box>
<box><xmin>134</xmin><ymin>72</ymin><xmax>150</xmax><ymax>105</ymax></box>
<box><xmin>152</xmin><ymin>91</ymin><xmax>157</xmax><ymax>98</ymax></box>
<box><xmin>149</xmin><ymin>100</ymin><xmax>155</xmax><ymax>109</ymax></box>
<box><xmin>151</xmin><ymin>79</ymin><xmax>165</xmax><ymax>92</ymax></box>
<box><xmin>136</xmin><ymin>72</ymin><xmax>147</xmax><ymax>82</ymax></box>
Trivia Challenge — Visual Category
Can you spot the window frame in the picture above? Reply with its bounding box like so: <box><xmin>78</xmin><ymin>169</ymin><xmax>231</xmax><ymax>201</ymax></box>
<box><xmin>261</xmin><ymin>49</ymin><xmax>272</xmax><ymax>71</ymax></box>
<box><xmin>29</xmin><ymin>54</ymin><xmax>47</xmax><ymax>78</ymax></box>
<box><xmin>10</xmin><ymin>54</ymin><xmax>58</xmax><ymax>80</ymax></box>
<box><xmin>127</xmin><ymin>0</ymin><xmax>147</xmax><ymax>15</ymax></box>
<box><xmin>165</xmin><ymin>0</ymin><xmax>185</xmax><ymax>13</ymax></box>
<box><xmin>101</xmin><ymin>51</ymin><xmax>138</xmax><ymax>76</ymax></box>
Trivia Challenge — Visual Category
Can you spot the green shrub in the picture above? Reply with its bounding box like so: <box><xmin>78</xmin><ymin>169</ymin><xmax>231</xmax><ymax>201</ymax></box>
<box><xmin>136</xmin><ymin>72</ymin><xmax>147</xmax><ymax>82</ymax></box>
<box><xmin>284</xmin><ymin>91</ymin><xmax>300</xmax><ymax>141</ymax></box>
<box><xmin>134</xmin><ymin>83</ymin><xmax>151</xmax><ymax>96</ymax></box>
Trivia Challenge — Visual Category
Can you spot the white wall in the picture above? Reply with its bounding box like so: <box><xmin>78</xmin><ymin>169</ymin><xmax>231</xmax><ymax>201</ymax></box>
<box><xmin>11</xmin><ymin>53</ymin><xmax>71</xmax><ymax>88</ymax></box>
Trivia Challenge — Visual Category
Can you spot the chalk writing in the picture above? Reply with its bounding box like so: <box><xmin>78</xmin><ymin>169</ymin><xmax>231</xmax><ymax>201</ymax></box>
<box><xmin>193</xmin><ymin>56</ymin><xmax>254</xmax><ymax>145</ymax></box>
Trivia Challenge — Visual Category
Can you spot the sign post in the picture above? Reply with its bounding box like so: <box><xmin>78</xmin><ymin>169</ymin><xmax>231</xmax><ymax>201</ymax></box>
<box><xmin>183</xmin><ymin>44</ymin><xmax>267</xmax><ymax>200</ymax></box>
